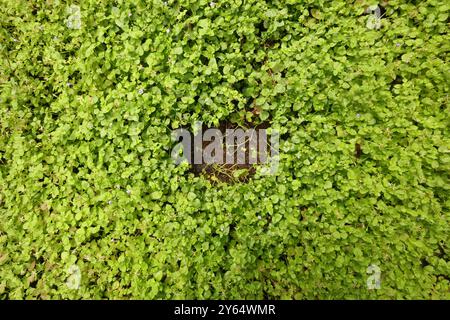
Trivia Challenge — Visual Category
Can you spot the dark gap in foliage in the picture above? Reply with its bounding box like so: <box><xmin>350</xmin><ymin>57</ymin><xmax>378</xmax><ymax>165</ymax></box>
<box><xmin>68</xmin><ymin>70</ymin><xmax>82</xmax><ymax>85</ymax></box>
<box><xmin>255</xmin><ymin>21</ymin><xmax>268</xmax><ymax>36</ymax></box>
<box><xmin>228</xmin><ymin>222</ymin><xmax>236</xmax><ymax>233</ymax></box>
<box><xmin>29</xmin><ymin>279</ymin><xmax>38</xmax><ymax>289</ymax></box>
<box><xmin>231</xmin><ymin>99</ymin><xmax>239</xmax><ymax>108</ymax></box>
<box><xmin>420</xmin><ymin>258</ymin><xmax>430</xmax><ymax>267</ymax></box>
<box><xmin>436</xmin><ymin>243</ymin><xmax>446</xmax><ymax>258</ymax></box>
<box><xmin>184</xmin><ymin>8</ymin><xmax>193</xmax><ymax>18</ymax></box>
<box><xmin>264</xmin><ymin>215</ymin><xmax>273</xmax><ymax>229</ymax></box>
<box><xmin>187</xmin><ymin>39</ymin><xmax>196</xmax><ymax>48</ymax></box>
<box><xmin>280</xmin><ymin>132</ymin><xmax>290</xmax><ymax>141</ymax></box>
<box><xmin>36</xmin><ymin>256</ymin><xmax>45</xmax><ymax>265</ymax></box>
<box><xmin>354</xmin><ymin>142</ymin><xmax>362</xmax><ymax>159</ymax></box>
<box><xmin>251</xmin><ymin>59</ymin><xmax>265</xmax><ymax>70</ymax></box>
<box><xmin>0</xmin><ymin>151</ymin><xmax>6</xmax><ymax>165</ymax></box>
<box><xmin>199</xmin><ymin>55</ymin><xmax>209</xmax><ymax>66</ymax></box>
<box><xmin>436</xmin><ymin>274</ymin><xmax>450</xmax><ymax>281</ymax></box>
<box><xmin>390</xmin><ymin>75</ymin><xmax>403</xmax><ymax>91</ymax></box>
<box><xmin>31</xmin><ymin>7</ymin><xmax>38</xmax><ymax>16</ymax></box>
<box><xmin>72</xmin><ymin>165</ymin><xmax>81</xmax><ymax>174</ymax></box>
<box><xmin>299</xmin><ymin>206</ymin><xmax>308</xmax><ymax>221</ymax></box>
<box><xmin>186</xmin><ymin>121</ymin><xmax>272</xmax><ymax>184</ymax></box>
<box><xmin>232</xmin><ymin>79</ymin><xmax>247</xmax><ymax>92</ymax></box>
<box><xmin>34</xmin><ymin>133</ymin><xmax>42</xmax><ymax>144</ymax></box>
<box><xmin>87</xmin><ymin>227</ymin><xmax>107</xmax><ymax>243</ymax></box>
<box><xmin>379</xmin><ymin>5</ymin><xmax>387</xmax><ymax>18</ymax></box>
<box><xmin>239</xmin><ymin>35</ymin><xmax>246</xmax><ymax>46</ymax></box>
<box><xmin>244</xmin><ymin>97</ymin><xmax>253</xmax><ymax>109</ymax></box>
<box><xmin>263</xmin><ymin>38</ymin><xmax>278</xmax><ymax>49</ymax></box>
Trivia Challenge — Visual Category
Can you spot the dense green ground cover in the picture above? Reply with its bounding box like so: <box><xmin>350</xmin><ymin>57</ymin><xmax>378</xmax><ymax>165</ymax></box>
<box><xmin>0</xmin><ymin>0</ymin><xmax>449</xmax><ymax>299</ymax></box>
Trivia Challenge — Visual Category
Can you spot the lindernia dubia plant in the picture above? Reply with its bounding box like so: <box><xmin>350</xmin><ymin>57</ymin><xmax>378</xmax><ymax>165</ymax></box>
<box><xmin>0</xmin><ymin>0</ymin><xmax>449</xmax><ymax>300</ymax></box>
